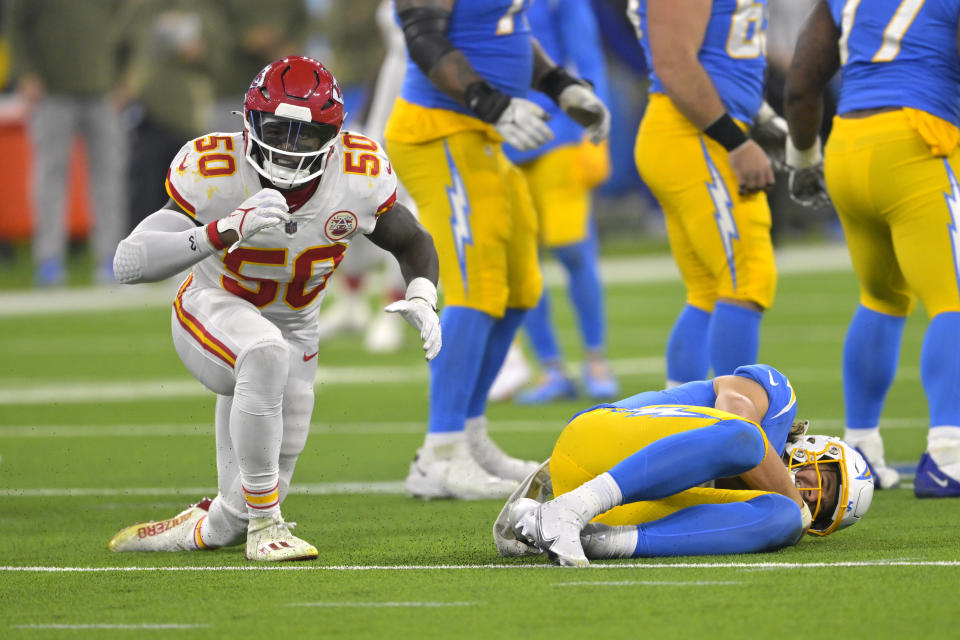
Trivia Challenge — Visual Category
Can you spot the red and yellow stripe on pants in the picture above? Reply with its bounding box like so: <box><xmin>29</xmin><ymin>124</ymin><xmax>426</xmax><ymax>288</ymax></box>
<box><xmin>173</xmin><ymin>275</ymin><xmax>237</xmax><ymax>368</ymax></box>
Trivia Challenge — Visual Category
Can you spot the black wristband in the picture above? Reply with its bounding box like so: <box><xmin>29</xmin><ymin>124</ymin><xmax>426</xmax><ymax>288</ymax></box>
<box><xmin>465</xmin><ymin>81</ymin><xmax>511</xmax><ymax>124</ymax></box>
<box><xmin>703</xmin><ymin>113</ymin><xmax>749</xmax><ymax>151</ymax></box>
<box><xmin>537</xmin><ymin>66</ymin><xmax>583</xmax><ymax>103</ymax></box>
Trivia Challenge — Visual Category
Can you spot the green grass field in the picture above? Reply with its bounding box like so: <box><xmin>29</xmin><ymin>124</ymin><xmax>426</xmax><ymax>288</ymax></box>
<box><xmin>2</xmin><ymin>244</ymin><xmax>958</xmax><ymax>639</ymax></box>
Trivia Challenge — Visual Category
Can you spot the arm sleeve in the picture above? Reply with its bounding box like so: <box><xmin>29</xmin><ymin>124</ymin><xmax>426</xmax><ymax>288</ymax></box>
<box><xmin>612</xmin><ymin>380</ymin><xmax>717</xmax><ymax>409</ymax></box>
<box><xmin>113</xmin><ymin>209</ymin><xmax>218</xmax><ymax>284</ymax></box>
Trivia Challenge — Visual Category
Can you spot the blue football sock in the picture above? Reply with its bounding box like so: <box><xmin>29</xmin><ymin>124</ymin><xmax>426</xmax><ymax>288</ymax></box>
<box><xmin>522</xmin><ymin>291</ymin><xmax>561</xmax><ymax>364</ymax></box>
<box><xmin>666</xmin><ymin>304</ymin><xmax>711</xmax><ymax>383</ymax></box>
<box><xmin>428</xmin><ymin>306</ymin><xmax>494</xmax><ymax>433</ymax></box>
<box><xmin>843</xmin><ymin>305</ymin><xmax>905</xmax><ymax>429</ymax></box>
<box><xmin>921</xmin><ymin>311</ymin><xmax>960</xmax><ymax>426</ymax></box>
<box><xmin>607</xmin><ymin>419</ymin><xmax>766</xmax><ymax>502</ymax></box>
<box><xmin>467</xmin><ymin>308</ymin><xmax>527</xmax><ymax>418</ymax></box>
<box><xmin>708</xmin><ymin>301</ymin><xmax>762</xmax><ymax>375</ymax></box>
<box><xmin>632</xmin><ymin>494</ymin><xmax>802</xmax><ymax>557</ymax></box>
<box><xmin>554</xmin><ymin>236</ymin><xmax>605</xmax><ymax>351</ymax></box>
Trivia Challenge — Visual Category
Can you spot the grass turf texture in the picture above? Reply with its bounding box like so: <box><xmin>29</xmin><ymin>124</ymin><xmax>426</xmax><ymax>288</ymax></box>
<box><xmin>1</xmin><ymin>255</ymin><xmax>959</xmax><ymax>638</ymax></box>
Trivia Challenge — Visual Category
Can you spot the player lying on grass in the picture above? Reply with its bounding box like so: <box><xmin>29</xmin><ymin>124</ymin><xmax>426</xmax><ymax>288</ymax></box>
<box><xmin>493</xmin><ymin>365</ymin><xmax>875</xmax><ymax>566</ymax></box>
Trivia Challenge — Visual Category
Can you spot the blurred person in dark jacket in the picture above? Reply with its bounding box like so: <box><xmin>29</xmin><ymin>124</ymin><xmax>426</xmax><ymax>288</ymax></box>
<box><xmin>6</xmin><ymin>0</ymin><xmax>128</xmax><ymax>286</ymax></box>
<box><xmin>117</xmin><ymin>1</ymin><xmax>228</xmax><ymax>229</ymax></box>
<box><xmin>208</xmin><ymin>0</ymin><xmax>308</xmax><ymax>133</ymax></box>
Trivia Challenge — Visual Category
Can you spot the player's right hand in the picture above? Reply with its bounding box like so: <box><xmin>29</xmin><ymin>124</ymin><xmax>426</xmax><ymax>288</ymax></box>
<box><xmin>728</xmin><ymin>139</ymin><xmax>776</xmax><ymax>195</ymax></box>
<box><xmin>785</xmin><ymin>136</ymin><xmax>831</xmax><ymax>209</ymax></box>
<box><xmin>217</xmin><ymin>188</ymin><xmax>291</xmax><ymax>252</ymax></box>
<box><xmin>495</xmin><ymin>98</ymin><xmax>554</xmax><ymax>151</ymax></box>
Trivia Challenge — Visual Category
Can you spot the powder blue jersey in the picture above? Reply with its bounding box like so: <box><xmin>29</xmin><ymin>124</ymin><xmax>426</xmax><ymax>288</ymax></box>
<box><xmin>399</xmin><ymin>0</ymin><xmax>534</xmax><ymax>117</ymax></box>
<box><xmin>627</xmin><ymin>0</ymin><xmax>767</xmax><ymax>124</ymax></box>
<box><xmin>595</xmin><ymin>364</ymin><xmax>797</xmax><ymax>454</ymax></box>
<box><xmin>828</xmin><ymin>0</ymin><xmax>960</xmax><ymax>125</ymax></box>
<box><xmin>504</xmin><ymin>0</ymin><xmax>610</xmax><ymax>165</ymax></box>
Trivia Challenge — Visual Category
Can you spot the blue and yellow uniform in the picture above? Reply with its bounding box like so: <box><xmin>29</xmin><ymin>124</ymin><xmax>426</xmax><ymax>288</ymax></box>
<box><xmin>504</xmin><ymin>0</ymin><xmax>610</xmax><ymax>249</ymax></box>
<box><xmin>825</xmin><ymin>0</ymin><xmax>960</xmax><ymax>319</ymax></box>
<box><xmin>630</xmin><ymin>0</ymin><xmax>776</xmax><ymax>384</ymax></box>
<box><xmin>551</xmin><ymin>364</ymin><xmax>798</xmax><ymax>527</ymax></box>
<box><xmin>821</xmin><ymin>0</ymin><xmax>960</xmax><ymax>496</ymax></box>
<box><xmin>384</xmin><ymin>0</ymin><xmax>541</xmax><ymax>315</ymax></box>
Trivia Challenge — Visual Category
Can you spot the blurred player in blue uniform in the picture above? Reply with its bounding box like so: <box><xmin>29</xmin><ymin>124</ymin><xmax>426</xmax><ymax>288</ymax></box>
<box><xmin>499</xmin><ymin>0</ymin><xmax>618</xmax><ymax>404</ymax></box>
<box><xmin>630</xmin><ymin>0</ymin><xmax>778</xmax><ymax>389</ymax></box>
<box><xmin>505</xmin><ymin>0</ymin><xmax>618</xmax><ymax>404</ymax></box>
<box><xmin>385</xmin><ymin>0</ymin><xmax>611</xmax><ymax>499</ymax></box>
<box><xmin>494</xmin><ymin>364</ymin><xmax>875</xmax><ymax>565</ymax></box>
<box><xmin>784</xmin><ymin>0</ymin><xmax>960</xmax><ymax>497</ymax></box>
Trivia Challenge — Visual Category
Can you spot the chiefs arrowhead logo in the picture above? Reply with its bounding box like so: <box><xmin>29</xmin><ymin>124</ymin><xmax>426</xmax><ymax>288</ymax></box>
<box><xmin>325</xmin><ymin>210</ymin><xmax>358</xmax><ymax>240</ymax></box>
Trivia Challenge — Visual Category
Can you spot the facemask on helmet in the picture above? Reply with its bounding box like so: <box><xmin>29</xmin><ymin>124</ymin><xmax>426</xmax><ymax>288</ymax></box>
<box><xmin>243</xmin><ymin>56</ymin><xmax>345</xmax><ymax>189</ymax></box>
<box><xmin>783</xmin><ymin>435</ymin><xmax>875</xmax><ymax>536</ymax></box>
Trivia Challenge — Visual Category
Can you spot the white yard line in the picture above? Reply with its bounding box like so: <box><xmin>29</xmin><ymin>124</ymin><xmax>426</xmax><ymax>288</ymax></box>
<box><xmin>284</xmin><ymin>602</ymin><xmax>475</xmax><ymax>608</ymax></box>
<box><xmin>0</xmin><ymin>244</ymin><xmax>852</xmax><ymax>317</ymax></box>
<box><xmin>0</xmin><ymin>481</ymin><xmax>407</xmax><ymax>498</ymax></box>
<box><xmin>1</xmin><ymin>560</ymin><xmax>958</xmax><ymax>572</ymax></box>
<box><xmin>0</xmin><ymin>417</ymin><xmax>929</xmax><ymax>439</ymax></box>
<box><xmin>0</xmin><ymin>357</ymin><xmax>663</xmax><ymax>405</ymax></box>
<box><xmin>555</xmin><ymin>581</ymin><xmax>741</xmax><ymax>586</ymax></box>
<box><xmin>12</xmin><ymin>624</ymin><xmax>209</xmax><ymax>630</ymax></box>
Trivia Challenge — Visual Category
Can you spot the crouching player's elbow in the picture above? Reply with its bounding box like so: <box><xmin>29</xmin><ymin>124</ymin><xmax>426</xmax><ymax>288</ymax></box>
<box><xmin>113</xmin><ymin>237</ymin><xmax>146</xmax><ymax>284</ymax></box>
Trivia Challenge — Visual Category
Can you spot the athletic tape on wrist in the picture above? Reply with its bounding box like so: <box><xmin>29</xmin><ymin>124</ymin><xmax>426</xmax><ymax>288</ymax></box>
<box><xmin>405</xmin><ymin>277</ymin><xmax>438</xmax><ymax>309</ymax></box>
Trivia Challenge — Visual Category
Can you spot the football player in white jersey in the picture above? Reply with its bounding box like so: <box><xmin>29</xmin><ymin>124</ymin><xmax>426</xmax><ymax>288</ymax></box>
<box><xmin>106</xmin><ymin>56</ymin><xmax>441</xmax><ymax>562</ymax></box>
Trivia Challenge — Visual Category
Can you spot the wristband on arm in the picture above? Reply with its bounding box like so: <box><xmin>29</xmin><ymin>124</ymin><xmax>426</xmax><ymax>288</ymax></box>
<box><xmin>536</xmin><ymin>66</ymin><xmax>583</xmax><ymax>102</ymax></box>
<box><xmin>465</xmin><ymin>81</ymin><xmax>511</xmax><ymax>123</ymax></box>
<box><xmin>704</xmin><ymin>113</ymin><xmax>749</xmax><ymax>151</ymax></box>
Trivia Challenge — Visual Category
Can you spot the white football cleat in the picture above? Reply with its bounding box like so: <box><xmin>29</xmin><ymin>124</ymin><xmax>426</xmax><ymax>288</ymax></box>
<box><xmin>245</xmin><ymin>514</ymin><xmax>318</xmax><ymax>562</ymax></box>
<box><xmin>108</xmin><ymin>498</ymin><xmax>211</xmax><ymax>553</ymax></box>
<box><xmin>465</xmin><ymin>416</ymin><xmax>541</xmax><ymax>481</ymax></box>
<box><xmin>488</xmin><ymin>343</ymin><xmax>533</xmax><ymax>402</ymax></box>
<box><xmin>405</xmin><ymin>441</ymin><xmax>519</xmax><ymax>500</ymax></box>
<box><xmin>843</xmin><ymin>429</ymin><xmax>900</xmax><ymax>489</ymax></box>
<box><xmin>493</xmin><ymin>459</ymin><xmax>552</xmax><ymax>557</ymax></box>
<box><xmin>514</xmin><ymin>499</ymin><xmax>590</xmax><ymax>567</ymax></box>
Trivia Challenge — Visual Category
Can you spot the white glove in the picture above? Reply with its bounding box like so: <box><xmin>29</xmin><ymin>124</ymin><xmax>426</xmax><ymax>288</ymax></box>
<box><xmin>495</xmin><ymin>98</ymin><xmax>554</xmax><ymax>151</ymax></box>
<box><xmin>217</xmin><ymin>188</ymin><xmax>291</xmax><ymax>252</ymax></box>
<box><xmin>785</xmin><ymin>137</ymin><xmax>831</xmax><ymax>209</ymax></box>
<box><xmin>799</xmin><ymin>501</ymin><xmax>813</xmax><ymax>532</ymax></box>
<box><xmin>558</xmin><ymin>83</ymin><xmax>610</xmax><ymax>144</ymax></box>
<box><xmin>384</xmin><ymin>277</ymin><xmax>441</xmax><ymax>361</ymax></box>
<box><xmin>751</xmin><ymin>101</ymin><xmax>788</xmax><ymax>168</ymax></box>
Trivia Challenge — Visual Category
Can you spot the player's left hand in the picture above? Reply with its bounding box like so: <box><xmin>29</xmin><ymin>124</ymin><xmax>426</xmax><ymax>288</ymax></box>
<box><xmin>558</xmin><ymin>84</ymin><xmax>610</xmax><ymax>144</ymax></box>
<box><xmin>385</xmin><ymin>299</ymin><xmax>441</xmax><ymax>361</ymax></box>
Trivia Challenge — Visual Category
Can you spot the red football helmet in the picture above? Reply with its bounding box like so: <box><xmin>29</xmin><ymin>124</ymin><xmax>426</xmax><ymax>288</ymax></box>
<box><xmin>243</xmin><ymin>56</ymin><xmax>345</xmax><ymax>189</ymax></box>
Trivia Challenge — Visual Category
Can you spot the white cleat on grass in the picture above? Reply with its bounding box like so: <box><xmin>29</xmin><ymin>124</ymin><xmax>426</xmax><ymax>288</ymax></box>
<box><xmin>108</xmin><ymin>498</ymin><xmax>211</xmax><ymax>552</ymax></box>
<box><xmin>245</xmin><ymin>514</ymin><xmax>318</xmax><ymax>562</ymax></box>
<box><xmin>465</xmin><ymin>416</ymin><xmax>540</xmax><ymax>481</ymax></box>
<box><xmin>844</xmin><ymin>430</ymin><xmax>901</xmax><ymax>489</ymax></box>
<box><xmin>405</xmin><ymin>441</ymin><xmax>519</xmax><ymax>500</ymax></box>
<box><xmin>513</xmin><ymin>498</ymin><xmax>590</xmax><ymax>567</ymax></box>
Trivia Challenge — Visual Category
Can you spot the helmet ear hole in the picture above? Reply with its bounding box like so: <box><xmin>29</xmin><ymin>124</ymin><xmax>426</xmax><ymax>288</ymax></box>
<box><xmin>260</xmin><ymin>87</ymin><xmax>271</xmax><ymax>100</ymax></box>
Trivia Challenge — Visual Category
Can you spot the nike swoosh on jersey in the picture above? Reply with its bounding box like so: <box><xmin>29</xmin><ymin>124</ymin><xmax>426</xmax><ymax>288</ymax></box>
<box><xmin>303</xmin><ymin>351</ymin><xmax>318</xmax><ymax>362</ymax></box>
<box><xmin>928</xmin><ymin>471</ymin><xmax>950</xmax><ymax>488</ymax></box>
<box><xmin>767</xmin><ymin>370</ymin><xmax>779</xmax><ymax>386</ymax></box>
<box><xmin>177</xmin><ymin>155</ymin><xmax>189</xmax><ymax>171</ymax></box>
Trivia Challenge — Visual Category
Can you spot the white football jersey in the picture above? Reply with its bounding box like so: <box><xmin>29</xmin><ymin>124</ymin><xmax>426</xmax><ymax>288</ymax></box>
<box><xmin>165</xmin><ymin>130</ymin><xmax>398</xmax><ymax>342</ymax></box>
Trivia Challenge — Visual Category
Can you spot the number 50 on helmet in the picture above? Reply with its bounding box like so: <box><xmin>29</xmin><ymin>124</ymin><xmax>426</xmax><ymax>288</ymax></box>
<box><xmin>784</xmin><ymin>435</ymin><xmax>875</xmax><ymax>536</ymax></box>
<box><xmin>243</xmin><ymin>56</ymin><xmax>346</xmax><ymax>189</ymax></box>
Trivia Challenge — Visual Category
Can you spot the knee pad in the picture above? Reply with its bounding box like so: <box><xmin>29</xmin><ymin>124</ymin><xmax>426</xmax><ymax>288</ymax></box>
<box><xmin>234</xmin><ymin>337</ymin><xmax>289</xmax><ymax>413</ymax></box>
